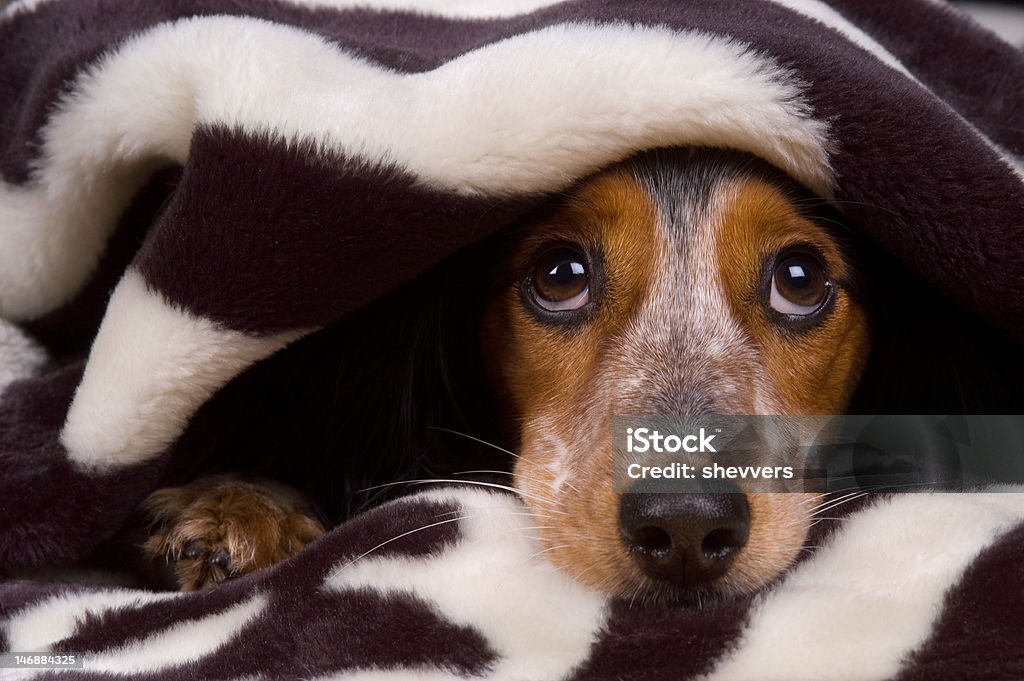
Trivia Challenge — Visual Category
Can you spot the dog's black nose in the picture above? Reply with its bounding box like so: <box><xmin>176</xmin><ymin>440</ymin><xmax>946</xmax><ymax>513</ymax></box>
<box><xmin>619</xmin><ymin>488</ymin><xmax>749</xmax><ymax>588</ymax></box>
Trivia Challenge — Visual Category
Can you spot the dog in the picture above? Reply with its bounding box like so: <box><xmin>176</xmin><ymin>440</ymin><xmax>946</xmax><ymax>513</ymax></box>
<box><xmin>138</xmin><ymin>147</ymin><xmax>873</xmax><ymax>594</ymax></box>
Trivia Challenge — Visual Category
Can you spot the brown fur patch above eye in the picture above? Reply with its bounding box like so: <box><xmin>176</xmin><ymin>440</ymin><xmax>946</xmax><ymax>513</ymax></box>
<box><xmin>483</xmin><ymin>167</ymin><xmax>661</xmax><ymax>423</ymax></box>
<box><xmin>481</xmin><ymin>167</ymin><xmax>663</xmax><ymax>596</ymax></box>
<box><xmin>715</xmin><ymin>178</ymin><xmax>870</xmax><ymax>414</ymax></box>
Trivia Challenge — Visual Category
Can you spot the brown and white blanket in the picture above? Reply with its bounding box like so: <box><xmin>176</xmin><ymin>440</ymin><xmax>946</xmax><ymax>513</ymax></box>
<box><xmin>2</xmin><ymin>1</ymin><xmax>1024</xmax><ymax>679</ymax></box>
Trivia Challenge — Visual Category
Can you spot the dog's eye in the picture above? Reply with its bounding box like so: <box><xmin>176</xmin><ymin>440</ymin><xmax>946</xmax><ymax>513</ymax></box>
<box><xmin>532</xmin><ymin>246</ymin><xmax>590</xmax><ymax>311</ymax></box>
<box><xmin>770</xmin><ymin>251</ymin><xmax>830</xmax><ymax>316</ymax></box>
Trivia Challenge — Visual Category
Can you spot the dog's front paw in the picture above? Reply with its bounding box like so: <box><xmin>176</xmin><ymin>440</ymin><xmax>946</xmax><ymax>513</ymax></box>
<box><xmin>140</xmin><ymin>476</ymin><xmax>325</xmax><ymax>591</ymax></box>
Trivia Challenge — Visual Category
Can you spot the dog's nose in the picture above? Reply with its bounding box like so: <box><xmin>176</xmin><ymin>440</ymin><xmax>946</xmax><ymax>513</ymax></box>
<box><xmin>618</xmin><ymin>488</ymin><xmax>749</xmax><ymax>588</ymax></box>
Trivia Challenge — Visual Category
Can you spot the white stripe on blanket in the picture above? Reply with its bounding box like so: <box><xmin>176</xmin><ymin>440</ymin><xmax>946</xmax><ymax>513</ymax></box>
<box><xmin>321</xmin><ymin>489</ymin><xmax>609</xmax><ymax>681</ymax></box>
<box><xmin>1</xmin><ymin>0</ymin><xmax>566</xmax><ymax>21</ymax></box>
<box><xmin>61</xmin><ymin>270</ymin><xmax>307</xmax><ymax>469</ymax></box>
<box><xmin>0</xmin><ymin>16</ymin><xmax>831</xmax><ymax>322</ymax></box>
<box><xmin>703</xmin><ymin>491</ymin><xmax>1024</xmax><ymax>681</ymax></box>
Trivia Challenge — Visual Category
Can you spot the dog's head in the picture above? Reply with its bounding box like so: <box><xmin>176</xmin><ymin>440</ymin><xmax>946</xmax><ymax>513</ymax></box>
<box><xmin>482</xmin><ymin>148</ymin><xmax>870</xmax><ymax>598</ymax></box>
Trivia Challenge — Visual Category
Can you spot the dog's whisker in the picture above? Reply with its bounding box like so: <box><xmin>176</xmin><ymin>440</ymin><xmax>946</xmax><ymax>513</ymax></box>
<box><xmin>806</xmin><ymin>490</ymin><xmax>864</xmax><ymax>513</ymax></box>
<box><xmin>560</xmin><ymin>553</ymin><xmax>611</xmax><ymax>594</ymax></box>
<box><xmin>358</xmin><ymin>478</ymin><xmax>571</xmax><ymax>515</ymax></box>
<box><xmin>798</xmin><ymin>493</ymin><xmax>831</xmax><ymax>506</ymax></box>
<box><xmin>858</xmin><ymin>481</ymin><xmax>955</xmax><ymax>492</ymax></box>
<box><xmin>429</xmin><ymin>507</ymin><xmax>550</xmax><ymax>523</ymax></box>
<box><xmin>528</xmin><ymin>543</ymin><xmax>571</xmax><ymax>561</ymax></box>
<box><xmin>336</xmin><ymin>515</ymin><xmax>472</xmax><ymax>571</ymax></box>
<box><xmin>455</xmin><ymin>468</ymin><xmax>583</xmax><ymax>495</ymax></box>
<box><xmin>453</xmin><ymin>469</ymin><xmax>578</xmax><ymax>494</ymax></box>
<box><xmin>428</xmin><ymin>427</ymin><xmax>521</xmax><ymax>461</ymax></box>
<box><xmin>627</xmin><ymin>580</ymin><xmax>645</xmax><ymax>610</ymax></box>
<box><xmin>810</xmin><ymin>493</ymin><xmax>868</xmax><ymax>516</ymax></box>
<box><xmin>811</xmin><ymin>492</ymin><xmax>871</xmax><ymax>517</ymax></box>
<box><xmin>457</xmin><ymin>525</ymin><xmax>561</xmax><ymax>554</ymax></box>
<box><xmin>798</xmin><ymin>544</ymin><xmax>825</xmax><ymax>555</ymax></box>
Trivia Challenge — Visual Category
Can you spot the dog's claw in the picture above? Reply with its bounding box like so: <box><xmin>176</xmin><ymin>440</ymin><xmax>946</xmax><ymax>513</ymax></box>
<box><xmin>209</xmin><ymin>548</ymin><xmax>231</xmax><ymax>569</ymax></box>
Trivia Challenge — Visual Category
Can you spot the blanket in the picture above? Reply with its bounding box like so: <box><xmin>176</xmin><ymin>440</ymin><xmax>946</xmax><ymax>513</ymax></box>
<box><xmin>2</xmin><ymin>0</ymin><xmax>1024</xmax><ymax>679</ymax></box>
<box><xmin>1</xmin><ymin>488</ymin><xmax>1023</xmax><ymax>680</ymax></box>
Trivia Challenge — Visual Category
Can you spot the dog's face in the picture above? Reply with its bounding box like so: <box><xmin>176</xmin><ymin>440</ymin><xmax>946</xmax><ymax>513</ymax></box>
<box><xmin>483</xmin><ymin>148</ymin><xmax>870</xmax><ymax>598</ymax></box>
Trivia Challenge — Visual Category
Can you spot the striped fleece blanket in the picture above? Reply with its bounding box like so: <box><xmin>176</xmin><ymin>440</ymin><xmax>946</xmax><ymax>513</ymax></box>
<box><xmin>2</xmin><ymin>0</ymin><xmax>1024</xmax><ymax>679</ymax></box>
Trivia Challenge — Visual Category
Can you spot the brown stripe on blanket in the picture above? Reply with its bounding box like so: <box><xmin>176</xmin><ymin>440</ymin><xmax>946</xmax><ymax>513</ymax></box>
<box><xmin>569</xmin><ymin>596</ymin><xmax>754</xmax><ymax>680</ymax></box>
<box><xmin>0</xmin><ymin>364</ymin><xmax>166</xmax><ymax>565</ymax></box>
<box><xmin>134</xmin><ymin>126</ymin><xmax>533</xmax><ymax>334</ymax></box>
<box><xmin>4</xmin><ymin>0</ymin><xmax>1023</xmax><ymax>335</ymax></box>
<box><xmin>893</xmin><ymin>522</ymin><xmax>1024</xmax><ymax>681</ymax></box>
<box><xmin>826</xmin><ymin>0</ymin><xmax>1024</xmax><ymax>157</ymax></box>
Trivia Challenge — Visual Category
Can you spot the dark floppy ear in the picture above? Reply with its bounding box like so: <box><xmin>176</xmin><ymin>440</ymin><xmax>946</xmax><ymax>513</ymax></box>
<box><xmin>141</xmin><ymin>486</ymin><xmax>202</xmax><ymax>526</ymax></box>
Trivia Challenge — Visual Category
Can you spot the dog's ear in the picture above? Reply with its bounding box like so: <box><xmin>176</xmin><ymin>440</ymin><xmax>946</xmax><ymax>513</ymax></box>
<box><xmin>142</xmin><ymin>486</ymin><xmax>202</xmax><ymax>526</ymax></box>
<box><xmin>280</xmin><ymin>511</ymin><xmax>326</xmax><ymax>554</ymax></box>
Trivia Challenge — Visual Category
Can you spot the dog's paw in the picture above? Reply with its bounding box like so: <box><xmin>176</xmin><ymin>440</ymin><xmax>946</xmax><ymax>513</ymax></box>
<box><xmin>140</xmin><ymin>476</ymin><xmax>325</xmax><ymax>591</ymax></box>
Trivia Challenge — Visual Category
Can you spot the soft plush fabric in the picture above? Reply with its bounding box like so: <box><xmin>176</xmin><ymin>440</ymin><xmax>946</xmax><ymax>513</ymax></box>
<box><xmin>2</xmin><ymin>0</ymin><xmax>1024</xmax><ymax>679</ymax></box>
<box><xmin>4</xmin><ymin>488</ymin><xmax>1024</xmax><ymax>680</ymax></box>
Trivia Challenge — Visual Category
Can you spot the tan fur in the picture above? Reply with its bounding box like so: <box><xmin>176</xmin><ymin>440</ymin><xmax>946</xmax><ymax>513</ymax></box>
<box><xmin>716</xmin><ymin>178</ymin><xmax>870</xmax><ymax>414</ymax></box>
<box><xmin>706</xmin><ymin>179</ymin><xmax>870</xmax><ymax>592</ymax></box>
<box><xmin>141</xmin><ymin>476</ymin><xmax>324</xmax><ymax>591</ymax></box>
<box><xmin>483</xmin><ymin>156</ymin><xmax>869</xmax><ymax>598</ymax></box>
<box><xmin>482</xmin><ymin>170</ymin><xmax>660</xmax><ymax>593</ymax></box>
